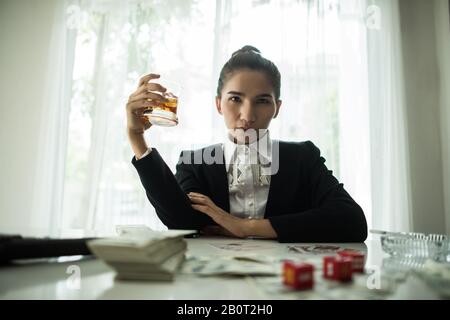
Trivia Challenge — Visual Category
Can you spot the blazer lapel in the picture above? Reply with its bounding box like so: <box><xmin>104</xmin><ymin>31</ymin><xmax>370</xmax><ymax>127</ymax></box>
<box><xmin>203</xmin><ymin>144</ymin><xmax>230</xmax><ymax>213</ymax></box>
<box><xmin>264</xmin><ymin>140</ymin><xmax>284</xmax><ymax>218</ymax></box>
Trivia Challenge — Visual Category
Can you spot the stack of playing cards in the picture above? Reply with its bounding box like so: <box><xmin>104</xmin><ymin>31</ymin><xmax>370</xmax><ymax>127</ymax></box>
<box><xmin>87</xmin><ymin>226</ymin><xmax>196</xmax><ymax>281</ymax></box>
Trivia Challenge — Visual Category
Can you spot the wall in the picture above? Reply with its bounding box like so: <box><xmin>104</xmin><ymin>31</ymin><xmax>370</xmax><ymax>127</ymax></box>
<box><xmin>0</xmin><ymin>0</ymin><xmax>57</xmax><ymax>233</ymax></box>
<box><xmin>434</xmin><ymin>0</ymin><xmax>450</xmax><ymax>234</ymax></box>
<box><xmin>399</xmin><ymin>0</ymin><xmax>447</xmax><ymax>234</ymax></box>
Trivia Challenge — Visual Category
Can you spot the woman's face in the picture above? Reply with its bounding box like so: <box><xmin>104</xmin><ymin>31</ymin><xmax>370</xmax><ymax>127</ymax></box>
<box><xmin>215</xmin><ymin>69</ymin><xmax>282</xmax><ymax>143</ymax></box>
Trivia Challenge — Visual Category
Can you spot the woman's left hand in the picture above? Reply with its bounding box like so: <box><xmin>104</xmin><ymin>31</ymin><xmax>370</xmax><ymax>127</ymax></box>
<box><xmin>187</xmin><ymin>192</ymin><xmax>249</xmax><ymax>238</ymax></box>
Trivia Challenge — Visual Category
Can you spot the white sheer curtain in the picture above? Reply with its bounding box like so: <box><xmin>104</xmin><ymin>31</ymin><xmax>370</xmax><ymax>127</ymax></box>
<box><xmin>60</xmin><ymin>0</ymin><xmax>218</xmax><ymax>235</ymax></box>
<box><xmin>32</xmin><ymin>0</ymin><xmax>412</xmax><ymax>237</ymax></box>
<box><xmin>30</xmin><ymin>0</ymin><xmax>76</xmax><ymax>237</ymax></box>
<box><xmin>367</xmin><ymin>0</ymin><xmax>412</xmax><ymax>233</ymax></box>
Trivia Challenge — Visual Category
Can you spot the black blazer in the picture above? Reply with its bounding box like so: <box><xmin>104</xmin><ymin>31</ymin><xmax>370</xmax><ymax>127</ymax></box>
<box><xmin>131</xmin><ymin>140</ymin><xmax>367</xmax><ymax>243</ymax></box>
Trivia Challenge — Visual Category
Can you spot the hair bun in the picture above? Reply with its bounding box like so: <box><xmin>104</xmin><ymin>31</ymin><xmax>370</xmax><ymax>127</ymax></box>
<box><xmin>232</xmin><ymin>45</ymin><xmax>261</xmax><ymax>57</ymax></box>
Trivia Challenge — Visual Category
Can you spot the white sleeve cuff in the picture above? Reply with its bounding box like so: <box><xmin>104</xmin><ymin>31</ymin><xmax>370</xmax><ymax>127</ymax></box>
<box><xmin>135</xmin><ymin>147</ymin><xmax>152</xmax><ymax>160</ymax></box>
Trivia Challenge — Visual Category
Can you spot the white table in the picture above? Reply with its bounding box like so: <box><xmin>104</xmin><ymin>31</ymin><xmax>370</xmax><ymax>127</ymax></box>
<box><xmin>0</xmin><ymin>237</ymin><xmax>442</xmax><ymax>300</ymax></box>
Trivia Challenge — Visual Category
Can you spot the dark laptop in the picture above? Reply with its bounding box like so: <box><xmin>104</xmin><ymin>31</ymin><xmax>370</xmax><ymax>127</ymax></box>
<box><xmin>0</xmin><ymin>234</ymin><xmax>97</xmax><ymax>264</ymax></box>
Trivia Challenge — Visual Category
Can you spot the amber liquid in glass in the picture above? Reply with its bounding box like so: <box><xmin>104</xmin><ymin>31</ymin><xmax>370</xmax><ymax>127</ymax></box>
<box><xmin>144</xmin><ymin>96</ymin><xmax>178</xmax><ymax>115</ymax></box>
<box><xmin>159</xmin><ymin>96</ymin><xmax>178</xmax><ymax>113</ymax></box>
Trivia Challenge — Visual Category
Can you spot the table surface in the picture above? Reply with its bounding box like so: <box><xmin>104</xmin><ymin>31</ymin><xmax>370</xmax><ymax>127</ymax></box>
<box><xmin>0</xmin><ymin>237</ymin><xmax>443</xmax><ymax>300</ymax></box>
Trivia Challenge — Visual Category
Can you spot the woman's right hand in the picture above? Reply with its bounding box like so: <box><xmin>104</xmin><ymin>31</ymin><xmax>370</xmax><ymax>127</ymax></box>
<box><xmin>126</xmin><ymin>73</ymin><xmax>168</xmax><ymax>134</ymax></box>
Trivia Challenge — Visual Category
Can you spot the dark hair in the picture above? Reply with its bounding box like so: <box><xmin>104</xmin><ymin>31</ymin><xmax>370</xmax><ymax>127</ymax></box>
<box><xmin>216</xmin><ymin>45</ymin><xmax>281</xmax><ymax>101</ymax></box>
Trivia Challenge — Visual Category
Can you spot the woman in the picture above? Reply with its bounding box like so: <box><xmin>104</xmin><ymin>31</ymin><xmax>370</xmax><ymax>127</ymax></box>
<box><xmin>125</xmin><ymin>45</ymin><xmax>367</xmax><ymax>243</ymax></box>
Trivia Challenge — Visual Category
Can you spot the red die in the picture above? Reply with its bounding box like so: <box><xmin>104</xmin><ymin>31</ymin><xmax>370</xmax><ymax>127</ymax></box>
<box><xmin>283</xmin><ymin>261</ymin><xmax>314</xmax><ymax>290</ymax></box>
<box><xmin>337</xmin><ymin>250</ymin><xmax>365</xmax><ymax>273</ymax></box>
<box><xmin>323</xmin><ymin>256</ymin><xmax>353</xmax><ymax>282</ymax></box>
